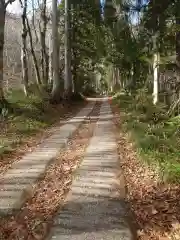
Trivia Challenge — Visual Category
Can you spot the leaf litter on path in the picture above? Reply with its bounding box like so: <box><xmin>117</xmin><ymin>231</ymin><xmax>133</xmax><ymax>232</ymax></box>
<box><xmin>111</xmin><ymin>103</ymin><xmax>180</xmax><ymax>240</ymax></box>
<box><xmin>0</xmin><ymin>102</ymin><xmax>101</xmax><ymax>240</ymax></box>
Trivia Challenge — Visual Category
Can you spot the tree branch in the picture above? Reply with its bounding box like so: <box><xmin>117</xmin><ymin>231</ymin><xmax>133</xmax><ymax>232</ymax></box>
<box><xmin>5</xmin><ymin>0</ymin><xmax>16</xmax><ymax>9</ymax></box>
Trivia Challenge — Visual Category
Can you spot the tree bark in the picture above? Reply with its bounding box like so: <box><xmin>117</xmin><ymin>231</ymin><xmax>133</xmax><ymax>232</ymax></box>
<box><xmin>20</xmin><ymin>0</ymin><xmax>29</xmax><ymax>96</ymax></box>
<box><xmin>40</xmin><ymin>24</ymin><xmax>45</xmax><ymax>82</ymax></box>
<box><xmin>0</xmin><ymin>4</ymin><xmax>6</xmax><ymax>103</ymax></box>
<box><xmin>40</xmin><ymin>0</ymin><xmax>49</xmax><ymax>86</ymax></box>
<box><xmin>153</xmin><ymin>52</ymin><xmax>159</xmax><ymax>104</ymax></box>
<box><xmin>64</xmin><ymin>0</ymin><xmax>72</xmax><ymax>97</ymax></box>
<box><xmin>26</xmin><ymin>16</ymin><xmax>41</xmax><ymax>86</ymax></box>
<box><xmin>176</xmin><ymin>3</ymin><xmax>180</xmax><ymax>83</ymax></box>
<box><xmin>152</xmin><ymin>34</ymin><xmax>159</xmax><ymax>105</ymax></box>
<box><xmin>48</xmin><ymin>33</ymin><xmax>53</xmax><ymax>85</ymax></box>
<box><xmin>51</xmin><ymin>0</ymin><xmax>61</xmax><ymax>103</ymax></box>
<box><xmin>71</xmin><ymin>2</ymin><xmax>76</xmax><ymax>93</ymax></box>
<box><xmin>0</xmin><ymin>0</ymin><xmax>16</xmax><ymax>107</ymax></box>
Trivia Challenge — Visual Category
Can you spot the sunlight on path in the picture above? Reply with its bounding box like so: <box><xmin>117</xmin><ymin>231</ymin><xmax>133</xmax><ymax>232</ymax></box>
<box><xmin>0</xmin><ymin>102</ymin><xmax>95</xmax><ymax>216</ymax></box>
<box><xmin>47</xmin><ymin>100</ymin><xmax>133</xmax><ymax>240</ymax></box>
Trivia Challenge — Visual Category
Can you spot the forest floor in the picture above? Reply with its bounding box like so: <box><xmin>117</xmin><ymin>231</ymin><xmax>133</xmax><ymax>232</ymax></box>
<box><xmin>111</xmin><ymin>100</ymin><xmax>180</xmax><ymax>240</ymax></box>
<box><xmin>0</xmin><ymin>100</ymin><xmax>99</xmax><ymax>239</ymax></box>
<box><xmin>0</xmin><ymin>98</ymin><xmax>134</xmax><ymax>240</ymax></box>
<box><xmin>2</xmin><ymin>94</ymin><xmax>179</xmax><ymax>240</ymax></box>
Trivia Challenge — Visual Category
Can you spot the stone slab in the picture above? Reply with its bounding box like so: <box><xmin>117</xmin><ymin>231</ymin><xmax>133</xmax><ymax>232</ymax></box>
<box><xmin>0</xmin><ymin>102</ymin><xmax>95</xmax><ymax>216</ymax></box>
<box><xmin>48</xmin><ymin>101</ymin><xmax>133</xmax><ymax>240</ymax></box>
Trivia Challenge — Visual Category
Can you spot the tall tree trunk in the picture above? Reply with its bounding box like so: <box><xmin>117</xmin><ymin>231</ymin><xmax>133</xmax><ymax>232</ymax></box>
<box><xmin>48</xmin><ymin>33</ymin><xmax>53</xmax><ymax>85</ymax></box>
<box><xmin>31</xmin><ymin>0</ymin><xmax>38</xmax><ymax>43</ymax></box>
<box><xmin>45</xmin><ymin>49</ymin><xmax>49</xmax><ymax>87</ymax></box>
<box><xmin>51</xmin><ymin>0</ymin><xmax>61</xmax><ymax>103</ymax></box>
<box><xmin>168</xmin><ymin>4</ymin><xmax>180</xmax><ymax>114</ymax></box>
<box><xmin>176</xmin><ymin>3</ymin><xmax>180</xmax><ymax>79</ymax></box>
<box><xmin>40</xmin><ymin>0</ymin><xmax>49</xmax><ymax>86</ymax></box>
<box><xmin>40</xmin><ymin>23</ymin><xmax>45</xmax><ymax>82</ymax></box>
<box><xmin>20</xmin><ymin>0</ymin><xmax>28</xmax><ymax>96</ymax></box>
<box><xmin>71</xmin><ymin>2</ymin><xmax>76</xmax><ymax>93</ymax></box>
<box><xmin>152</xmin><ymin>34</ymin><xmax>159</xmax><ymax>105</ymax></box>
<box><xmin>153</xmin><ymin>51</ymin><xmax>159</xmax><ymax>105</ymax></box>
<box><xmin>26</xmin><ymin>16</ymin><xmax>41</xmax><ymax>86</ymax></box>
<box><xmin>64</xmin><ymin>0</ymin><xmax>72</xmax><ymax>97</ymax></box>
<box><xmin>0</xmin><ymin>4</ymin><xmax>6</xmax><ymax>103</ymax></box>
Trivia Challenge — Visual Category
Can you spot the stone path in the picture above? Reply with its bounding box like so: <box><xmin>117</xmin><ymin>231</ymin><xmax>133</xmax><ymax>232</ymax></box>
<box><xmin>47</xmin><ymin>100</ymin><xmax>133</xmax><ymax>240</ymax></box>
<box><xmin>0</xmin><ymin>102</ymin><xmax>95</xmax><ymax>216</ymax></box>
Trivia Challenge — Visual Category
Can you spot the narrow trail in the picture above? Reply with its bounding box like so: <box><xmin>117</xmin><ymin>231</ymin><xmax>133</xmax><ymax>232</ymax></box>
<box><xmin>47</xmin><ymin>100</ymin><xmax>133</xmax><ymax>240</ymax></box>
<box><xmin>0</xmin><ymin>102</ymin><xmax>95</xmax><ymax>216</ymax></box>
<box><xmin>0</xmin><ymin>101</ymin><xmax>101</xmax><ymax>239</ymax></box>
<box><xmin>0</xmin><ymin>99</ymin><xmax>134</xmax><ymax>240</ymax></box>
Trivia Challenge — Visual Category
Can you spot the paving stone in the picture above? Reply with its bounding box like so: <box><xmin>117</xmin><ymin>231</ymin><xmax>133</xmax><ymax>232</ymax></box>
<box><xmin>48</xmin><ymin>101</ymin><xmax>133</xmax><ymax>240</ymax></box>
<box><xmin>0</xmin><ymin>102</ymin><xmax>95</xmax><ymax>216</ymax></box>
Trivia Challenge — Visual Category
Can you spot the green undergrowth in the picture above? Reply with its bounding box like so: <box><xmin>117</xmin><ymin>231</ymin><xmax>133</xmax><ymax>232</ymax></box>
<box><xmin>0</xmin><ymin>90</ymin><xmax>84</xmax><ymax>157</ymax></box>
<box><xmin>113</xmin><ymin>90</ymin><xmax>180</xmax><ymax>183</ymax></box>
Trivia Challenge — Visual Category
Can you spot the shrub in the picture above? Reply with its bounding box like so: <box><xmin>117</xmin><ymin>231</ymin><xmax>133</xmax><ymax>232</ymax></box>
<box><xmin>114</xmin><ymin>88</ymin><xmax>180</xmax><ymax>182</ymax></box>
<box><xmin>134</xmin><ymin>88</ymin><xmax>167</xmax><ymax>123</ymax></box>
<box><xmin>134</xmin><ymin>88</ymin><xmax>153</xmax><ymax>113</ymax></box>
